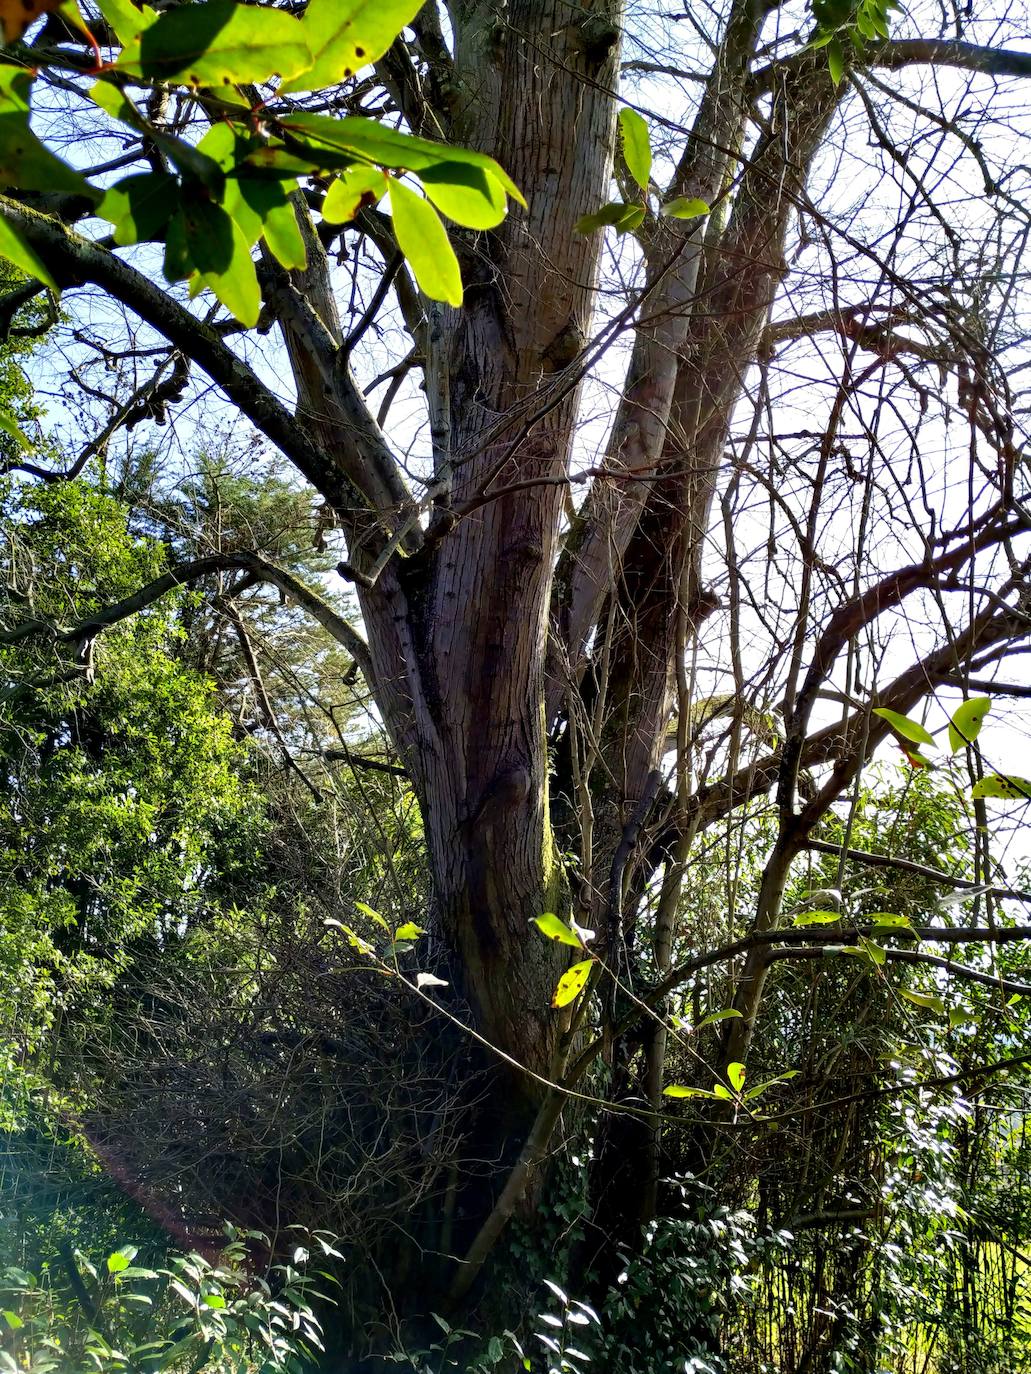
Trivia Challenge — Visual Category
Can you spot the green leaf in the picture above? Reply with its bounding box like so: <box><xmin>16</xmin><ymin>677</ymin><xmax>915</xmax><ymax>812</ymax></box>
<box><xmin>107</xmin><ymin>1246</ymin><xmax>138</xmax><ymax>1274</ymax></box>
<box><xmin>613</xmin><ymin>205</ymin><xmax>646</xmax><ymax>235</ymax></box>
<box><xmin>971</xmin><ymin>774</ymin><xmax>1031</xmax><ymax>801</ymax></box>
<box><xmin>419</xmin><ymin>161</ymin><xmax>507</xmax><ymax>229</ymax></box>
<box><xmin>97</xmin><ymin>172</ymin><xmax>178</xmax><ymax>246</ymax></box>
<box><xmin>663</xmin><ymin>1084</ymin><xmax>717</xmax><ymax>1099</ymax></box>
<box><xmin>841</xmin><ymin>938</ymin><xmax>885</xmax><ymax>967</ymax></box>
<box><xmin>792</xmin><ymin>909</ymin><xmax>842</xmax><ymax>926</ymax></box>
<box><xmin>0</xmin><ymin>66</ymin><xmax>88</xmax><ymax>197</ymax></box>
<box><xmin>393</xmin><ymin>922</ymin><xmax>425</xmax><ymax>941</ymax></box>
<box><xmin>0</xmin><ymin>404</ymin><xmax>30</xmax><ymax>450</ymax></box>
<box><xmin>827</xmin><ymin>38</ymin><xmax>845</xmax><ymax>85</ymax></box>
<box><xmin>278</xmin><ymin>115</ymin><xmax>524</xmax><ymax>204</ymax></box>
<box><xmin>202</xmin><ymin>1293</ymin><xmax>226</xmax><ymax>1309</ymax></box>
<box><xmin>280</xmin><ymin>0</ymin><xmax>424</xmax><ymax>94</ymax></box>
<box><xmin>727</xmin><ymin>1061</ymin><xmax>746</xmax><ymax>1093</ymax></box>
<box><xmin>661</xmin><ymin>196</ymin><xmax>710</xmax><ymax>220</ymax></box>
<box><xmin>901</xmin><ymin>990</ymin><xmax>946</xmax><ymax>1015</ymax></box>
<box><xmin>858</xmin><ymin>936</ymin><xmax>885</xmax><ymax>966</ymax></box>
<box><xmin>388</xmin><ymin>176</ymin><xmax>462</xmax><ymax>306</ymax></box>
<box><xmin>712</xmin><ymin>1083</ymin><xmax>734</xmax><ymax>1101</ymax></box>
<box><xmin>550</xmin><ymin>958</ymin><xmax>593</xmax><ymax>1008</ymax></box>
<box><xmin>120</xmin><ymin>1</ymin><xmax>313</xmax><ymax>86</ymax></box>
<box><xmin>321</xmin><ymin>165</ymin><xmax>388</xmax><ymax>224</ymax></box>
<box><xmin>872</xmin><ymin>707</ymin><xmax>934</xmax><ymax>747</ymax></box>
<box><xmin>532</xmin><ymin>913</ymin><xmax>585</xmax><ymax>948</ymax></box>
<box><xmin>181</xmin><ymin>198</ymin><xmax>260</xmax><ymax>326</ymax></box>
<box><xmin>618</xmin><ymin>107</ymin><xmax>651</xmax><ymax>191</ymax></box>
<box><xmin>0</xmin><ymin>214</ymin><xmax>56</xmax><ymax>289</ymax></box>
<box><xmin>948</xmin><ymin>696</ymin><xmax>991</xmax><ymax>753</ymax></box>
<box><xmin>744</xmin><ymin>1069</ymin><xmax>799</xmax><ymax>1102</ymax></box>
<box><xmin>868</xmin><ymin>912</ymin><xmax>912</xmax><ymax>930</ymax></box>
<box><xmin>94</xmin><ymin>0</ymin><xmax>157</xmax><ymax>43</ymax></box>
<box><xmin>2</xmin><ymin>1311</ymin><xmax>23</xmax><ymax>1330</ymax></box>
<box><xmin>575</xmin><ymin>201</ymin><xmax>631</xmax><ymax>235</ymax></box>
<box><xmin>693</xmin><ymin>1008</ymin><xmax>743</xmax><ymax>1030</ymax></box>
<box><xmin>354</xmin><ymin>901</ymin><xmax>389</xmax><ymax>930</ymax></box>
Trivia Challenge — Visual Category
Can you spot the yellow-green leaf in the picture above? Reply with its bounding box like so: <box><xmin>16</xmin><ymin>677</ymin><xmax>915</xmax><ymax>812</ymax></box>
<box><xmin>119</xmin><ymin>1</ymin><xmax>312</xmax><ymax>85</ymax></box>
<box><xmin>95</xmin><ymin>0</ymin><xmax>157</xmax><ymax>43</ymax></box>
<box><xmin>971</xmin><ymin>774</ymin><xmax>1031</xmax><ymax>801</ymax></box>
<box><xmin>388</xmin><ymin>176</ymin><xmax>462</xmax><ymax>306</ymax></box>
<box><xmin>280</xmin><ymin>0</ymin><xmax>424</xmax><ymax>94</ymax></box>
<box><xmin>901</xmin><ymin>989</ymin><xmax>946</xmax><ymax>1015</ymax></box>
<box><xmin>420</xmin><ymin>162</ymin><xmax>507</xmax><ymax>230</ymax></box>
<box><xmin>551</xmin><ymin>958</ymin><xmax>593</xmax><ymax>1008</ymax></box>
<box><xmin>532</xmin><ymin>913</ymin><xmax>584</xmax><ymax>948</ymax></box>
<box><xmin>948</xmin><ymin>696</ymin><xmax>990</xmax><ymax>753</ymax></box>
<box><xmin>872</xmin><ymin>707</ymin><xmax>934</xmax><ymax>747</ymax></box>
<box><xmin>727</xmin><ymin>1061</ymin><xmax>746</xmax><ymax>1093</ymax></box>
<box><xmin>279</xmin><ymin>114</ymin><xmax>524</xmax><ymax>204</ymax></box>
<box><xmin>869</xmin><ymin>912</ymin><xmax>912</xmax><ymax>930</ymax></box>
<box><xmin>181</xmin><ymin>199</ymin><xmax>260</xmax><ymax>327</ymax></box>
<box><xmin>393</xmin><ymin>922</ymin><xmax>425</xmax><ymax>941</ymax></box>
<box><xmin>792</xmin><ymin>910</ymin><xmax>842</xmax><ymax>926</ymax></box>
<box><xmin>663</xmin><ymin>1084</ymin><xmax>717</xmax><ymax>1099</ymax></box>
<box><xmin>661</xmin><ymin>196</ymin><xmax>710</xmax><ymax>219</ymax></box>
<box><xmin>0</xmin><ymin>67</ymin><xmax>87</xmax><ymax>196</ymax></box>
<box><xmin>322</xmin><ymin>165</ymin><xmax>388</xmax><ymax>224</ymax></box>
<box><xmin>618</xmin><ymin>107</ymin><xmax>651</xmax><ymax>191</ymax></box>
<box><xmin>0</xmin><ymin>404</ymin><xmax>30</xmax><ymax>450</ymax></box>
<box><xmin>0</xmin><ymin>214</ymin><xmax>56</xmax><ymax>289</ymax></box>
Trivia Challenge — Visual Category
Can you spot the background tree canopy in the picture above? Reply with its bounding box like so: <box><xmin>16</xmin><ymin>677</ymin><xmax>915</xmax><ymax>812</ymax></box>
<box><xmin>2</xmin><ymin>0</ymin><xmax>1031</xmax><ymax>1370</ymax></box>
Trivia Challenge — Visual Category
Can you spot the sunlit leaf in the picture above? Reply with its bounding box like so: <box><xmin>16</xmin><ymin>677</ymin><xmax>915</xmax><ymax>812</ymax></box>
<box><xmin>872</xmin><ymin>707</ymin><xmax>934</xmax><ymax>747</ymax></box>
<box><xmin>618</xmin><ymin>107</ymin><xmax>651</xmax><ymax>191</ymax></box>
<box><xmin>119</xmin><ymin>1</ymin><xmax>312</xmax><ymax>86</ymax></box>
<box><xmin>971</xmin><ymin>774</ymin><xmax>1031</xmax><ymax>801</ymax></box>
<box><xmin>322</xmin><ymin>165</ymin><xmax>388</xmax><ymax>224</ymax></box>
<box><xmin>532</xmin><ymin>913</ymin><xmax>585</xmax><ymax>948</ymax></box>
<box><xmin>387</xmin><ymin>176</ymin><xmax>462</xmax><ymax>306</ymax></box>
<box><xmin>663</xmin><ymin>1084</ymin><xmax>717</xmax><ymax>1099</ymax></box>
<box><xmin>550</xmin><ymin>958</ymin><xmax>592</xmax><ymax>1008</ymax></box>
<box><xmin>0</xmin><ymin>213</ymin><xmax>56</xmax><ymax>289</ymax></box>
<box><xmin>901</xmin><ymin>989</ymin><xmax>946</xmax><ymax>1015</ymax></box>
<box><xmin>792</xmin><ymin>910</ymin><xmax>842</xmax><ymax>926</ymax></box>
<box><xmin>420</xmin><ymin>161</ymin><xmax>508</xmax><ymax>229</ymax></box>
<box><xmin>181</xmin><ymin>198</ymin><xmax>260</xmax><ymax>327</ymax></box>
<box><xmin>0</xmin><ymin>403</ymin><xmax>30</xmax><ymax>449</ymax></box>
<box><xmin>693</xmin><ymin>1008</ymin><xmax>743</xmax><ymax>1030</ymax></box>
<box><xmin>97</xmin><ymin>172</ymin><xmax>178</xmax><ymax>246</ymax></box>
<box><xmin>107</xmin><ymin>1246</ymin><xmax>137</xmax><ymax>1274</ymax></box>
<box><xmin>393</xmin><ymin>922</ymin><xmax>425</xmax><ymax>941</ymax></box>
<box><xmin>744</xmin><ymin>1069</ymin><xmax>799</xmax><ymax>1101</ymax></box>
<box><xmin>354</xmin><ymin>901</ymin><xmax>389</xmax><ymax>930</ymax></box>
<box><xmin>95</xmin><ymin>0</ymin><xmax>157</xmax><ymax>43</ymax></box>
<box><xmin>867</xmin><ymin>912</ymin><xmax>912</xmax><ymax>930</ymax></box>
<box><xmin>727</xmin><ymin>1061</ymin><xmax>746</xmax><ymax>1093</ymax></box>
<box><xmin>948</xmin><ymin>696</ymin><xmax>991</xmax><ymax>753</ymax></box>
<box><xmin>661</xmin><ymin>196</ymin><xmax>710</xmax><ymax>219</ymax></box>
<box><xmin>280</xmin><ymin>0</ymin><xmax>424</xmax><ymax>94</ymax></box>
<box><xmin>279</xmin><ymin>114</ymin><xmax>523</xmax><ymax>203</ymax></box>
<box><xmin>0</xmin><ymin>67</ymin><xmax>88</xmax><ymax>196</ymax></box>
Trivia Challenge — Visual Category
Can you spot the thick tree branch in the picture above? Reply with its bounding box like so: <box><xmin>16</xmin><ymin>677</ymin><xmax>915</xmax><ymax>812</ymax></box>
<box><xmin>0</xmin><ymin>197</ymin><xmax>362</xmax><ymax>516</ymax></box>
<box><xmin>0</xmin><ymin>551</ymin><xmax>376</xmax><ymax>688</ymax></box>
